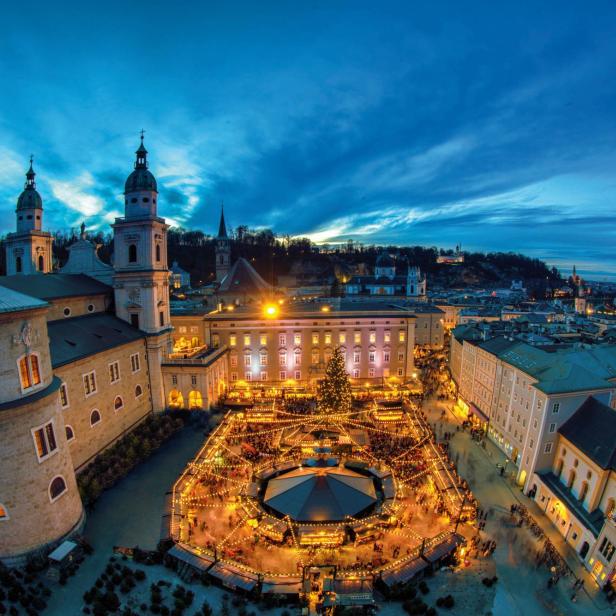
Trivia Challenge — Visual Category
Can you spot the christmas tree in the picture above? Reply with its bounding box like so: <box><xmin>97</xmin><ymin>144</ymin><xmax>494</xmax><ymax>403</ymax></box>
<box><xmin>317</xmin><ymin>347</ymin><xmax>353</xmax><ymax>415</ymax></box>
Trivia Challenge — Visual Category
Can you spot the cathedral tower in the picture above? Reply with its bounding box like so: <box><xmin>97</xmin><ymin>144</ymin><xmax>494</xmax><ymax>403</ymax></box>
<box><xmin>5</xmin><ymin>158</ymin><xmax>53</xmax><ymax>275</ymax></box>
<box><xmin>112</xmin><ymin>134</ymin><xmax>171</xmax><ymax>410</ymax></box>
<box><xmin>215</xmin><ymin>204</ymin><xmax>231</xmax><ymax>282</ymax></box>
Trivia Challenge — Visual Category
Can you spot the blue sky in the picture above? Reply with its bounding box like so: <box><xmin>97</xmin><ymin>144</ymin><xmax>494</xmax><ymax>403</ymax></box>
<box><xmin>1</xmin><ymin>1</ymin><xmax>616</xmax><ymax>278</ymax></box>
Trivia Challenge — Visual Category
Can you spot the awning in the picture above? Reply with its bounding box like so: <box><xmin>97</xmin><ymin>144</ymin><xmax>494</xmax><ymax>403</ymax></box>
<box><xmin>208</xmin><ymin>562</ymin><xmax>259</xmax><ymax>591</ymax></box>
<box><xmin>469</xmin><ymin>404</ymin><xmax>489</xmax><ymax>423</ymax></box>
<box><xmin>167</xmin><ymin>544</ymin><xmax>215</xmax><ymax>571</ymax></box>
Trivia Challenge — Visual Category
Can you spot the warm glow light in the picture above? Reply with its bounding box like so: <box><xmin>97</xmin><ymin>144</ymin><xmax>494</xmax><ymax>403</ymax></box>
<box><xmin>226</xmin><ymin>305</ymin><xmax>235</xmax><ymax>311</ymax></box>
<box><xmin>321</xmin><ymin>305</ymin><xmax>330</xmax><ymax>312</ymax></box>
<box><xmin>264</xmin><ymin>304</ymin><xmax>279</xmax><ymax>317</ymax></box>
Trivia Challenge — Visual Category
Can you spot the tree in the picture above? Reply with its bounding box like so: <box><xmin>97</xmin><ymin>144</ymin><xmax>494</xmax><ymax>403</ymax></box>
<box><xmin>317</xmin><ymin>348</ymin><xmax>352</xmax><ymax>415</ymax></box>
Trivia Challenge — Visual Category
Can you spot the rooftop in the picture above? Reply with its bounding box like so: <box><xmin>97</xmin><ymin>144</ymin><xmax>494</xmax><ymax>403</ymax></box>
<box><xmin>0</xmin><ymin>274</ymin><xmax>111</xmax><ymax>300</ymax></box>
<box><xmin>0</xmin><ymin>286</ymin><xmax>48</xmax><ymax>314</ymax></box>
<box><xmin>48</xmin><ymin>313</ymin><xmax>145</xmax><ymax>367</ymax></box>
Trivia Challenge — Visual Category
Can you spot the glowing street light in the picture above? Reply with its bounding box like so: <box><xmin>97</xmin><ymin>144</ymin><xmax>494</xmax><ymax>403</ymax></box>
<box><xmin>264</xmin><ymin>304</ymin><xmax>279</xmax><ymax>318</ymax></box>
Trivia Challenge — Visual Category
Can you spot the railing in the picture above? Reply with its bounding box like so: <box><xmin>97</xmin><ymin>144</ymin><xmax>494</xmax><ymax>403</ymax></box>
<box><xmin>163</xmin><ymin>345</ymin><xmax>227</xmax><ymax>365</ymax></box>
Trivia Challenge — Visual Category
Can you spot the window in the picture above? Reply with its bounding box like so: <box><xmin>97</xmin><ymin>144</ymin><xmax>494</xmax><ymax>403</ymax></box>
<box><xmin>353</xmin><ymin>352</ymin><xmax>360</xmax><ymax>364</ymax></box>
<box><xmin>259</xmin><ymin>333</ymin><xmax>267</xmax><ymax>345</ymax></box>
<box><xmin>354</xmin><ymin>331</ymin><xmax>361</xmax><ymax>344</ymax></box>
<box><xmin>83</xmin><ymin>371</ymin><xmax>97</xmax><ymax>396</ymax></box>
<box><xmin>294</xmin><ymin>333</ymin><xmax>301</xmax><ymax>345</ymax></box>
<box><xmin>243</xmin><ymin>334</ymin><xmax>251</xmax><ymax>347</ymax></box>
<box><xmin>369</xmin><ymin>352</ymin><xmax>375</xmax><ymax>363</ymax></box>
<box><xmin>112</xmin><ymin>396</ymin><xmax>123</xmax><ymax>411</ymax></box>
<box><xmin>135</xmin><ymin>384</ymin><xmax>143</xmax><ymax>398</ymax></box>
<box><xmin>0</xmin><ymin>504</ymin><xmax>9</xmax><ymax>520</ymax></box>
<box><xmin>230</xmin><ymin>334</ymin><xmax>237</xmax><ymax>347</ymax></box>
<box><xmin>324</xmin><ymin>350</ymin><xmax>332</xmax><ymax>363</ymax></box>
<box><xmin>549</xmin><ymin>423</ymin><xmax>556</xmax><ymax>433</ymax></box>
<box><xmin>529</xmin><ymin>439</ymin><xmax>534</xmax><ymax>449</ymax></box>
<box><xmin>245</xmin><ymin>372</ymin><xmax>252</xmax><ymax>382</ymax></box>
<box><xmin>368</xmin><ymin>367</ymin><xmax>375</xmax><ymax>377</ymax></box>
<box><xmin>352</xmin><ymin>369</ymin><xmax>360</xmax><ymax>378</ymax></box>
<box><xmin>339</xmin><ymin>332</ymin><xmax>346</xmax><ymax>344</ymax></box>
<box><xmin>18</xmin><ymin>354</ymin><xmax>41</xmax><ymax>391</ymax></box>
<box><xmin>159</xmin><ymin>312</ymin><xmax>164</xmax><ymax>327</ymax></box>
<box><xmin>369</xmin><ymin>331</ymin><xmax>376</xmax><ymax>344</ymax></box>
<box><xmin>156</xmin><ymin>244</ymin><xmax>161</xmax><ymax>262</ymax></box>
<box><xmin>383</xmin><ymin>351</ymin><xmax>390</xmax><ymax>363</ymax></box>
<box><xmin>231</xmin><ymin>372</ymin><xmax>238</xmax><ymax>382</ymax></box>
<box><xmin>312</xmin><ymin>352</ymin><xmax>319</xmax><ymax>365</ymax></box>
<box><xmin>294</xmin><ymin>349</ymin><xmax>301</xmax><ymax>366</ymax></box>
<box><xmin>59</xmin><ymin>383</ymin><xmax>69</xmax><ymax>408</ymax></box>
<box><xmin>63</xmin><ymin>307</ymin><xmax>71</xmax><ymax>317</ymax></box>
<box><xmin>109</xmin><ymin>361</ymin><xmax>120</xmax><ymax>383</ymax></box>
<box><xmin>399</xmin><ymin>330</ymin><xmax>405</xmax><ymax>342</ymax></box>
<box><xmin>279</xmin><ymin>352</ymin><xmax>287</xmax><ymax>366</ymax></box>
<box><xmin>279</xmin><ymin>333</ymin><xmax>286</xmax><ymax>346</ymax></box>
<box><xmin>171</xmin><ymin>375</ymin><xmax>177</xmax><ymax>385</ymax></box>
<box><xmin>65</xmin><ymin>425</ymin><xmax>75</xmax><ymax>442</ymax></box>
<box><xmin>90</xmin><ymin>409</ymin><xmax>101</xmax><ymax>426</ymax></box>
<box><xmin>88</xmin><ymin>303</ymin><xmax>95</xmax><ymax>312</ymax></box>
<box><xmin>279</xmin><ymin>371</ymin><xmax>287</xmax><ymax>381</ymax></box>
<box><xmin>32</xmin><ymin>422</ymin><xmax>57</xmax><ymax>461</ymax></box>
<box><xmin>38</xmin><ymin>255</ymin><xmax>44</xmax><ymax>271</ymax></box>
<box><xmin>398</xmin><ymin>351</ymin><xmax>405</xmax><ymax>361</ymax></box>
<box><xmin>579</xmin><ymin>481</ymin><xmax>589</xmax><ymax>503</ymax></box>
<box><xmin>312</xmin><ymin>333</ymin><xmax>319</xmax><ymax>344</ymax></box>
<box><xmin>130</xmin><ymin>353</ymin><xmax>141</xmax><ymax>373</ymax></box>
<box><xmin>294</xmin><ymin>370</ymin><xmax>301</xmax><ymax>380</ymax></box>
<box><xmin>384</xmin><ymin>330</ymin><xmax>391</xmax><ymax>343</ymax></box>
<box><xmin>15</xmin><ymin>256</ymin><xmax>22</xmax><ymax>273</ymax></box>
<box><xmin>130</xmin><ymin>313</ymin><xmax>139</xmax><ymax>328</ymax></box>
<box><xmin>600</xmin><ymin>539</ymin><xmax>615</xmax><ymax>562</ymax></box>
<box><xmin>128</xmin><ymin>244</ymin><xmax>137</xmax><ymax>263</ymax></box>
<box><xmin>397</xmin><ymin>368</ymin><xmax>404</xmax><ymax>377</ymax></box>
<box><xmin>191</xmin><ymin>375</ymin><xmax>197</xmax><ymax>386</ymax></box>
<box><xmin>552</xmin><ymin>403</ymin><xmax>560</xmax><ymax>414</ymax></box>
<box><xmin>260</xmin><ymin>353</ymin><xmax>268</xmax><ymax>366</ymax></box>
<box><xmin>324</xmin><ymin>332</ymin><xmax>332</xmax><ymax>345</ymax></box>
<box><xmin>260</xmin><ymin>371</ymin><xmax>268</xmax><ymax>381</ymax></box>
<box><xmin>49</xmin><ymin>476</ymin><xmax>67</xmax><ymax>502</ymax></box>
<box><xmin>244</xmin><ymin>354</ymin><xmax>251</xmax><ymax>367</ymax></box>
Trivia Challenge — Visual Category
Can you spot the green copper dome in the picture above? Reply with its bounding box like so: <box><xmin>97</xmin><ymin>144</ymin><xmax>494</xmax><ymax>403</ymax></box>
<box><xmin>124</xmin><ymin>137</ymin><xmax>157</xmax><ymax>194</ymax></box>
<box><xmin>16</xmin><ymin>160</ymin><xmax>43</xmax><ymax>211</ymax></box>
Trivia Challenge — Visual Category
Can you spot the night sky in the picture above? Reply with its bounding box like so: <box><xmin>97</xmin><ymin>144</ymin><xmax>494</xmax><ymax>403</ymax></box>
<box><xmin>1</xmin><ymin>1</ymin><xmax>616</xmax><ymax>278</ymax></box>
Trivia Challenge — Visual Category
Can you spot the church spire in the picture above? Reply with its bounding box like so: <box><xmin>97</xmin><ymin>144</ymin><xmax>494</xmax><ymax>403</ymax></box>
<box><xmin>217</xmin><ymin>202</ymin><xmax>228</xmax><ymax>238</ymax></box>
<box><xmin>135</xmin><ymin>130</ymin><xmax>148</xmax><ymax>168</ymax></box>
<box><xmin>25</xmin><ymin>155</ymin><xmax>36</xmax><ymax>189</ymax></box>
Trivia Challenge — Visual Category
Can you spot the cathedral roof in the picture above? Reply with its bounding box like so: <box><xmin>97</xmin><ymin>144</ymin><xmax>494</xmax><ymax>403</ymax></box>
<box><xmin>16</xmin><ymin>159</ymin><xmax>43</xmax><ymax>211</ymax></box>
<box><xmin>0</xmin><ymin>286</ymin><xmax>48</xmax><ymax>314</ymax></box>
<box><xmin>124</xmin><ymin>136</ymin><xmax>157</xmax><ymax>193</ymax></box>
<box><xmin>0</xmin><ymin>273</ymin><xmax>111</xmax><ymax>300</ymax></box>
<box><xmin>218</xmin><ymin>258</ymin><xmax>271</xmax><ymax>295</ymax></box>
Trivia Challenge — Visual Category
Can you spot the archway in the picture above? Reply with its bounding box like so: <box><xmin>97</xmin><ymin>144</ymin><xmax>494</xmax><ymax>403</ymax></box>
<box><xmin>188</xmin><ymin>390</ymin><xmax>203</xmax><ymax>409</ymax></box>
<box><xmin>168</xmin><ymin>389</ymin><xmax>184</xmax><ymax>409</ymax></box>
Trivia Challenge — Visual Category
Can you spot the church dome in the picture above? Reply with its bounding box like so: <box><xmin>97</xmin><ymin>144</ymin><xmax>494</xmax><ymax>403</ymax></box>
<box><xmin>124</xmin><ymin>138</ymin><xmax>157</xmax><ymax>194</ymax></box>
<box><xmin>16</xmin><ymin>160</ymin><xmax>43</xmax><ymax>210</ymax></box>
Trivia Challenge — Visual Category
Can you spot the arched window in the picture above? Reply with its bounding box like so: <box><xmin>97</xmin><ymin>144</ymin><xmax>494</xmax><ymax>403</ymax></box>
<box><xmin>38</xmin><ymin>255</ymin><xmax>44</xmax><ymax>271</ymax></box>
<box><xmin>15</xmin><ymin>256</ymin><xmax>22</xmax><ymax>273</ymax></box>
<box><xmin>168</xmin><ymin>389</ymin><xmax>184</xmax><ymax>409</ymax></box>
<box><xmin>90</xmin><ymin>409</ymin><xmax>101</xmax><ymax>426</ymax></box>
<box><xmin>128</xmin><ymin>244</ymin><xmax>137</xmax><ymax>263</ymax></box>
<box><xmin>135</xmin><ymin>384</ymin><xmax>143</xmax><ymax>398</ymax></box>
<box><xmin>568</xmin><ymin>470</ymin><xmax>576</xmax><ymax>489</ymax></box>
<box><xmin>606</xmin><ymin>498</ymin><xmax>616</xmax><ymax>519</ymax></box>
<box><xmin>0</xmin><ymin>503</ymin><xmax>9</xmax><ymax>520</ymax></box>
<box><xmin>155</xmin><ymin>244</ymin><xmax>161</xmax><ymax>262</ymax></box>
<box><xmin>49</xmin><ymin>476</ymin><xmax>67</xmax><ymax>502</ymax></box>
<box><xmin>114</xmin><ymin>396</ymin><xmax>123</xmax><ymax>411</ymax></box>
<box><xmin>188</xmin><ymin>390</ymin><xmax>203</xmax><ymax>409</ymax></box>
<box><xmin>579</xmin><ymin>481</ymin><xmax>589</xmax><ymax>503</ymax></box>
<box><xmin>555</xmin><ymin>458</ymin><xmax>564</xmax><ymax>479</ymax></box>
<box><xmin>65</xmin><ymin>425</ymin><xmax>75</xmax><ymax>441</ymax></box>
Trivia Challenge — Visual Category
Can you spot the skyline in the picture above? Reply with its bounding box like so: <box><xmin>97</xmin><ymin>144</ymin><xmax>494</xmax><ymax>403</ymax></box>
<box><xmin>1</xmin><ymin>1</ymin><xmax>616</xmax><ymax>279</ymax></box>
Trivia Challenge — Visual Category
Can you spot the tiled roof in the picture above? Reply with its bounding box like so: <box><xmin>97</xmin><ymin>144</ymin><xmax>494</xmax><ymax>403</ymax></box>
<box><xmin>0</xmin><ymin>274</ymin><xmax>111</xmax><ymax>300</ymax></box>
<box><xmin>558</xmin><ymin>397</ymin><xmax>616</xmax><ymax>471</ymax></box>
<box><xmin>218</xmin><ymin>258</ymin><xmax>271</xmax><ymax>295</ymax></box>
<box><xmin>48</xmin><ymin>313</ymin><xmax>144</xmax><ymax>367</ymax></box>
<box><xmin>0</xmin><ymin>286</ymin><xmax>48</xmax><ymax>314</ymax></box>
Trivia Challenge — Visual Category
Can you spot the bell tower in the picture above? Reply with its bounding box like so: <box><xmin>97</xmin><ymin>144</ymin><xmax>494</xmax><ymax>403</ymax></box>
<box><xmin>5</xmin><ymin>157</ymin><xmax>53</xmax><ymax>275</ymax></box>
<box><xmin>112</xmin><ymin>133</ymin><xmax>171</xmax><ymax>410</ymax></box>
<box><xmin>215</xmin><ymin>204</ymin><xmax>231</xmax><ymax>282</ymax></box>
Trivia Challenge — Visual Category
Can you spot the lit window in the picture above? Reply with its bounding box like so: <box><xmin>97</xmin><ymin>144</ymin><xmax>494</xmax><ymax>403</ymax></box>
<box><xmin>294</xmin><ymin>333</ymin><xmax>301</xmax><ymax>345</ymax></box>
<box><xmin>229</xmin><ymin>335</ymin><xmax>237</xmax><ymax>347</ymax></box>
<box><xmin>259</xmin><ymin>333</ymin><xmax>267</xmax><ymax>345</ymax></box>
<box><xmin>354</xmin><ymin>332</ymin><xmax>361</xmax><ymax>344</ymax></box>
<box><xmin>312</xmin><ymin>333</ymin><xmax>319</xmax><ymax>344</ymax></box>
<box><xmin>32</xmin><ymin>421</ymin><xmax>57</xmax><ymax>461</ymax></box>
<box><xmin>324</xmin><ymin>351</ymin><xmax>332</xmax><ymax>363</ymax></box>
<box><xmin>18</xmin><ymin>354</ymin><xmax>41</xmax><ymax>391</ymax></box>
<box><xmin>369</xmin><ymin>331</ymin><xmax>376</xmax><ymax>344</ymax></box>
<box><xmin>312</xmin><ymin>352</ymin><xmax>319</xmax><ymax>364</ymax></box>
<box><xmin>109</xmin><ymin>361</ymin><xmax>120</xmax><ymax>383</ymax></box>
<box><xmin>114</xmin><ymin>396</ymin><xmax>123</xmax><ymax>411</ymax></box>
<box><xmin>399</xmin><ymin>331</ymin><xmax>405</xmax><ymax>342</ymax></box>
<box><xmin>49</xmin><ymin>476</ymin><xmax>67</xmax><ymax>502</ymax></box>
<box><xmin>59</xmin><ymin>383</ymin><xmax>69</xmax><ymax>408</ymax></box>
<box><xmin>324</xmin><ymin>332</ymin><xmax>332</xmax><ymax>344</ymax></box>
<box><xmin>130</xmin><ymin>353</ymin><xmax>140</xmax><ymax>373</ymax></box>
<box><xmin>83</xmin><ymin>371</ymin><xmax>97</xmax><ymax>396</ymax></box>
<box><xmin>384</xmin><ymin>331</ymin><xmax>391</xmax><ymax>343</ymax></box>
<box><xmin>339</xmin><ymin>332</ymin><xmax>346</xmax><ymax>344</ymax></box>
<box><xmin>90</xmin><ymin>409</ymin><xmax>101</xmax><ymax>426</ymax></box>
<box><xmin>243</xmin><ymin>334</ymin><xmax>251</xmax><ymax>347</ymax></box>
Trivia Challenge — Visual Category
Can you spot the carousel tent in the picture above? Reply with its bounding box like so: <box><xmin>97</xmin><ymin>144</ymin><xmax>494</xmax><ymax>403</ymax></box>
<box><xmin>263</xmin><ymin>466</ymin><xmax>377</xmax><ymax>522</ymax></box>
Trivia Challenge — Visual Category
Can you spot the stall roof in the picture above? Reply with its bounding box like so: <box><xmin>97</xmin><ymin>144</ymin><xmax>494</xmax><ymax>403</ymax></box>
<box><xmin>208</xmin><ymin>562</ymin><xmax>259</xmax><ymax>591</ymax></box>
<box><xmin>423</xmin><ymin>534</ymin><xmax>464</xmax><ymax>563</ymax></box>
<box><xmin>379</xmin><ymin>558</ymin><xmax>428</xmax><ymax>586</ymax></box>
<box><xmin>168</xmin><ymin>544</ymin><xmax>215</xmax><ymax>571</ymax></box>
<box><xmin>48</xmin><ymin>540</ymin><xmax>78</xmax><ymax>562</ymax></box>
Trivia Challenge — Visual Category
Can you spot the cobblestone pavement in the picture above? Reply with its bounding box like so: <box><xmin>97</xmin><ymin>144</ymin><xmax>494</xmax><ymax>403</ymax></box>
<box><xmin>424</xmin><ymin>396</ymin><xmax>612</xmax><ymax>616</ymax></box>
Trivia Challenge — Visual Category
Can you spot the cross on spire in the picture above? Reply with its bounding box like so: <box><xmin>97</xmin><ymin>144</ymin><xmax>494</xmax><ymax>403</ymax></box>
<box><xmin>140</xmin><ymin>129</ymin><xmax>145</xmax><ymax>142</ymax></box>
